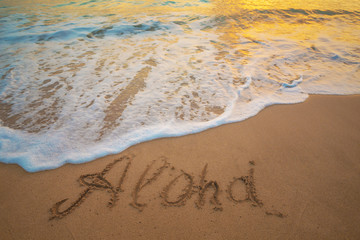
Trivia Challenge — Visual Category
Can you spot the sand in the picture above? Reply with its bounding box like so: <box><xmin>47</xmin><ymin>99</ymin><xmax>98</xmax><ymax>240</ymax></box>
<box><xmin>0</xmin><ymin>94</ymin><xmax>360</xmax><ymax>240</ymax></box>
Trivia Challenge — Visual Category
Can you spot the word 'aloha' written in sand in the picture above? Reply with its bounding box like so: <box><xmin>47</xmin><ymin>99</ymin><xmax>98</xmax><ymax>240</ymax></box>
<box><xmin>50</xmin><ymin>155</ymin><xmax>285</xmax><ymax>220</ymax></box>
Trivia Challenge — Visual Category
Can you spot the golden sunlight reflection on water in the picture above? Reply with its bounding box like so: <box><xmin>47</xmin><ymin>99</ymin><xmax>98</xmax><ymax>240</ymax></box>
<box><xmin>2</xmin><ymin>0</ymin><xmax>360</xmax><ymax>15</ymax></box>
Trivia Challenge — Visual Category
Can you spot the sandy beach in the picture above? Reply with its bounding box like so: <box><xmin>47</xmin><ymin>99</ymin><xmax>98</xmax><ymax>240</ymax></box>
<box><xmin>0</xmin><ymin>94</ymin><xmax>359</xmax><ymax>240</ymax></box>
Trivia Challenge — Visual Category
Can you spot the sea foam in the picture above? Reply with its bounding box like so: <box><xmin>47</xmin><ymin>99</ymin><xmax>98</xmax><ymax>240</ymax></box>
<box><xmin>0</xmin><ymin>0</ymin><xmax>359</xmax><ymax>171</ymax></box>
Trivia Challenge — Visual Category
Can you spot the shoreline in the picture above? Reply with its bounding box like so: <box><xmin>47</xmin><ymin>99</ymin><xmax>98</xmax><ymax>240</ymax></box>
<box><xmin>1</xmin><ymin>94</ymin><xmax>360</xmax><ymax>239</ymax></box>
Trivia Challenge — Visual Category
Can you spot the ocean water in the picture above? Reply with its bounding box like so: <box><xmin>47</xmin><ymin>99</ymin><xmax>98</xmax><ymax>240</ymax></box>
<box><xmin>0</xmin><ymin>0</ymin><xmax>359</xmax><ymax>172</ymax></box>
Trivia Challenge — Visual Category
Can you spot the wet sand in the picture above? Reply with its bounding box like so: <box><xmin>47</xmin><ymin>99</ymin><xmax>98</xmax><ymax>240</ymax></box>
<box><xmin>0</xmin><ymin>94</ymin><xmax>360</xmax><ymax>240</ymax></box>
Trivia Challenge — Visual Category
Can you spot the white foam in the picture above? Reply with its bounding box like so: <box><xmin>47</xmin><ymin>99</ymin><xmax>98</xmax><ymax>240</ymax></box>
<box><xmin>1</xmin><ymin>5</ymin><xmax>360</xmax><ymax>171</ymax></box>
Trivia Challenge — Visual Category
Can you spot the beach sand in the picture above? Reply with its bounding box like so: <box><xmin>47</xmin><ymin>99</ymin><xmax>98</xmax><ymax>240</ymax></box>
<box><xmin>0</xmin><ymin>94</ymin><xmax>359</xmax><ymax>240</ymax></box>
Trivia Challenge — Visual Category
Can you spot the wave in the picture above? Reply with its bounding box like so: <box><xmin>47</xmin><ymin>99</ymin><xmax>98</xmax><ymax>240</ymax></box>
<box><xmin>0</xmin><ymin>1</ymin><xmax>360</xmax><ymax>171</ymax></box>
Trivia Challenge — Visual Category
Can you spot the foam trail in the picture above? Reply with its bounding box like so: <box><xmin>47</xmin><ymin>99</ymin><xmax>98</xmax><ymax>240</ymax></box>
<box><xmin>0</xmin><ymin>0</ymin><xmax>360</xmax><ymax>171</ymax></box>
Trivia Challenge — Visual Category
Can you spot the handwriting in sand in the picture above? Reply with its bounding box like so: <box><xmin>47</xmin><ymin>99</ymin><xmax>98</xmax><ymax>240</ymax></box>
<box><xmin>50</xmin><ymin>155</ymin><xmax>285</xmax><ymax>220</ymax></box>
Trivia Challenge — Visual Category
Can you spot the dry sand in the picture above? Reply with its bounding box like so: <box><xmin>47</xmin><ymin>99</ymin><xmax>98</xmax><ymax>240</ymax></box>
<box><xmin>0</xmin><ymin>94</ymin><xmax>360</xmax><ymax>240</ymax></box>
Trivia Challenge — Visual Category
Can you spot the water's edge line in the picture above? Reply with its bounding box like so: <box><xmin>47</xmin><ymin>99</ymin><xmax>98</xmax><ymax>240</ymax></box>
<box><xmin>4</xmin><ymin>93</ymin><xmax>359</xmax><ymax>173</ymax></box>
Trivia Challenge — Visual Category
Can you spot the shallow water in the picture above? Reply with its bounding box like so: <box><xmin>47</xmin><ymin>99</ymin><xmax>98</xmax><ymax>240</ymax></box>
<box><xmin>1</xmin><ymin>0</ymin><xmax>359</xmax><ymax>171</ymax></box>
